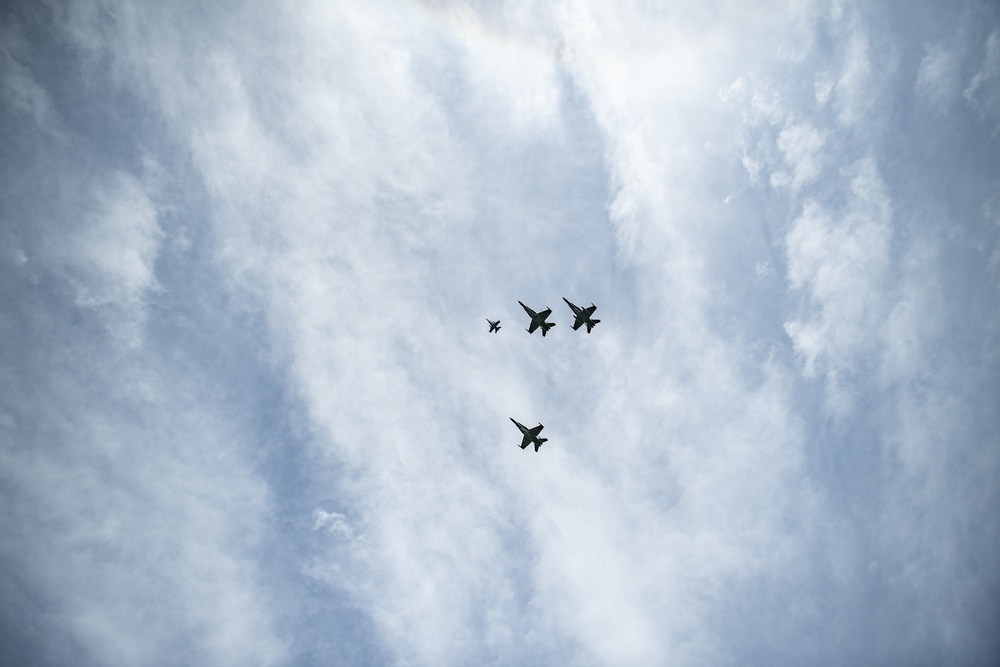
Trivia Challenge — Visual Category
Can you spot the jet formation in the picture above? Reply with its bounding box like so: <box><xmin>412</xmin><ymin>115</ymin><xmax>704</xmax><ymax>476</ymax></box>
<box><xmin>494</xmin><ymin>298</ymin><xmax>601</xmax><ymax>451</ymax></box>
<box><xmin>487</xmin><ymin>299</ymin><xmax>600</xmax><ymax>336</ymax></box>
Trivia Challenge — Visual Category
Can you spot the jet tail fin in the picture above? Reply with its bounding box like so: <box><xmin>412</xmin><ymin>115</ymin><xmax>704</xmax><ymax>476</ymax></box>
<box><xmin>586</xmin><ymin>319</ymin><xmax>601</xmax><ymax>333</ymax></box>
<box><xmin>534</xmin><ymin>437</ymin><xmax>547</xmax><ymax>452</ymax></box>
<box><xmin>541</xmin><ymin>322</ymin><xmax>555</xmax><ymax>336</ymax></box>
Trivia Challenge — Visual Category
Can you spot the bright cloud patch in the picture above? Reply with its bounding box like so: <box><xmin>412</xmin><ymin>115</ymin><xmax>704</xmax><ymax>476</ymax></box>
<box><xmin>771</xmin><ymin>122</ymin><xmax>826</xmax><ymax>190</ymax></box>
<box><xmin>784</xmin><ymin>158</ymin><xmax>892</xmax><ymax>393</ymax></box>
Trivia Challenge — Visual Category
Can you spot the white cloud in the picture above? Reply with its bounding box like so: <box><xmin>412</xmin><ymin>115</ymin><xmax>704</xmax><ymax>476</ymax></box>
<box><xmin>965</xmin><ymin>30</ymin><xmax>1000</xmax><ymax>133</ymax></box>
<box><xmin>42</xmin><ymin>170</ymin><xmax>163</xmax><ymax>345</ymax></box>
<box><xmin>833</xmin><ymin>23</ymin><xmax>875</xmax><ymax>126</ymax></box>
<box><xmin>0</xmin><ymin>340</ymin><xmax>286</xmax><ymax>666</ymax></box>
<box><xmin>784</xmin><ymin>157</ymin><xmax>893</xmax><ymax>410</ymax></box>
<box><xmin>771</xmin><ymin>122</ymin><xmax>826</xmax><ymax>190</ymax></box>
<box><xmin>916</xmin><ymin>43</ymin><xmax>960</xmax><ymax>114</ymax></box>
<box><xmin>814</xmin><ymin>73</ymin><xmax>835</xmax><ymax>106</ymax></box>
<box><xmin>4</xmin><ymin>1</ymin><xmax>999</xmax><ymax>665</ymax></box>
<box><xmin>725</xmin><ymin>74</ymin><xmax>785</xmax><ymax>186</ymax></box>
<box><xmin>425</xmin><ymin>3</ymin><xmax>564</xmax><ymax>139</ymax></box>
<box><xmin>312</xmin><ymin>509</ymin><xmax>355</xmax><ymax>540</ymax></box>
<box><xmin>64</xmin><ymin>173</ymin><xmax>161</xmax><ymax>304</ymax></box>
<box><xmin>824</xmin><ymin>5</ymin><xmax>898</xmax><ymax>132</ymax></box>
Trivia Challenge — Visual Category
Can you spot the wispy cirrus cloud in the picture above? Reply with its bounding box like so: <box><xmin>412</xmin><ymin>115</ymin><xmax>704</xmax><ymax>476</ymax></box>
<box><xmin>2</xmin><ymin>1</ymin><xmax>998</xmax><ymax>666</ymax></box>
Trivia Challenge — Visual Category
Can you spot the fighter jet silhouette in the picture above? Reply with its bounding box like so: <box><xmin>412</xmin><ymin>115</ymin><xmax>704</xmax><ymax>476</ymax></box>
<box><xmin>510</xmin><ymin>418</ymin><xmax>547</xmax><ymax>451</ymax></box>
<box><xmin>518</xmin><ymin>301</ymin><xmax>555</xmax><ymax>336</ymax></box>
<box><xmin>563</xmin><ymin>298</ymin><xmax>600</xmax><ymax>333</ymax></box>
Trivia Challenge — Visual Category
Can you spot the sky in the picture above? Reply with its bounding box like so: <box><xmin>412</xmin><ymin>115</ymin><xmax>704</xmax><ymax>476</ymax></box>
<box><xmin>1</xmin><ymin>0</ymin><xmax>999</xmax><ymax>665</ymax></box>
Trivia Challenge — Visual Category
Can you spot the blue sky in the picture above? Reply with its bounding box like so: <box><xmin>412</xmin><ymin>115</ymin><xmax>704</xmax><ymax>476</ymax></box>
<box><xmin>2</xmin><ymin>1</ymin><xmax>999</xmax><ymax>665</ymax></box>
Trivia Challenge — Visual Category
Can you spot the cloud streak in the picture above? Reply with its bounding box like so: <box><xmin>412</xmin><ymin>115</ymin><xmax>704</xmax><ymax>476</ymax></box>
<box><xmin>1</xmin><ymin>0</ymin><xmax>998</xmax><ymax>665</ymax></box>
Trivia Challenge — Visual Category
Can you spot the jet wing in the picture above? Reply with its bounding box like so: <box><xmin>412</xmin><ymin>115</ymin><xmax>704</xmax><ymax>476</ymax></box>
<box><xmin>537</xmin><ymin>308</ymin><xmax>552</xmax><ymax>320</ymax></box>
<box><xmin>582</xmin><ymin>305</ymin><xmax>596</xmax><ymax>317</ymax></box>
<box><xmin>519</xmin><ymin>434</ymin><xmax>531</xmax><ymax>449</ymax></box>
<box><xmin>529</xmin><ymin>424</ymin><xmax>544</xmax><ymax>436</ymax></box>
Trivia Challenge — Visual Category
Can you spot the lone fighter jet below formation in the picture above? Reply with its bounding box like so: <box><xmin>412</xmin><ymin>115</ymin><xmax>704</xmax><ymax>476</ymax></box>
<box><xmin>518</xmin><ymin>301</ymin><xmax>556</xmax><ymax>336</ymax></box>
<box><xmin>563</xmin><ymin>298</ymin><xmax>601</xmax><ymax>333</ymax></box>
<box><xmin>510</xmin><ymin>418</ymin><xmax>547</xmax><ymax>451</ymax></box>
<box><xmin>486</xmin><ymin>318</ymin><xmax>501</xmax><ymax>333</ymax></box>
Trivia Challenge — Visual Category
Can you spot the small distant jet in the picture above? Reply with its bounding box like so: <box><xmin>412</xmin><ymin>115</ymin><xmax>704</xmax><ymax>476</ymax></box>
<box><xmin>518</xmin><ymin>301</ymin><xmax>555</xmax><ymax>336</ymax></box>
<box><xmin>563</xmin><ymin>298</ymin><xmax>600</xmax><ymax>333</ymax></box>
<box><xmin>487</xmin><ymin>318</ymin><xmax>501</xmax><ymax>333</ymax></box>
<box><xmin>510</xmin><ymin>418</ymin><xmax>547</xmax><ymax>452</ymax></box>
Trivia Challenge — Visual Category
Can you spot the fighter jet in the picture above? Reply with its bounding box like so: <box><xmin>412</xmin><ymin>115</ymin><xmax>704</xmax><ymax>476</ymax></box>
<box><xmin>563</xmin><ymin>298</ymin><xmax>601</xmax><ymax>333</ymax></box>
<box><xmin>510</xmin><ymin>418</ymin><xmax>547</xmax><ymax>452</ymax></box>
<box><xmin>487</xmin><ymin>318</ymin><xmax>501</xmax><ymax>333</ymax></box>
<box><xmin>518</xmin><ymin>301</ymin><xmax>556</xmax><ymax>336</ymax></box>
